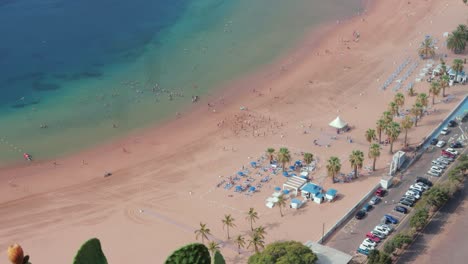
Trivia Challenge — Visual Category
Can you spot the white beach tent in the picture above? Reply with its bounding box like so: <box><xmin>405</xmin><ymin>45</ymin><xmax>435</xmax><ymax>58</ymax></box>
<box><xmin>283</xmin><ymin>176</ymin><xmax>307</xmax><ymax>196</ymax></box>
<box><xmin>329</xmin><ymin>116</ymin><xmax>348</xmax><ymax>129</ymax></box>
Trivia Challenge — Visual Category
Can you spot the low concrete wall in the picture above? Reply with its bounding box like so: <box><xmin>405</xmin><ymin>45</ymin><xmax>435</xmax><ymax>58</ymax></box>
<box><xmin>319</xmin><ymin>183</ymin><xmax>381</xmax><ymax>244</ymax></box>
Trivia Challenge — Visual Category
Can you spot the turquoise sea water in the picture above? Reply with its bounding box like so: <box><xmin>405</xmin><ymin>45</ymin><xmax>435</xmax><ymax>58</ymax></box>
<box><xmin>0</xmin><ymin>0</ymin><xmax>363</xmax><ymax>165</ymax></box>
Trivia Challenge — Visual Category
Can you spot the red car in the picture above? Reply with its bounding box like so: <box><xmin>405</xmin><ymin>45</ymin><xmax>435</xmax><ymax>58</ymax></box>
<box><xmin>441</xmin><ymin>150</ymin><xmax>455</xmax><ymax>158</ymax></box>
<box><xmin>375</xmin><ymin>187</ymin><xmax>386</xmax><ymax>197</ymax></box>
<box><xmin>366</xmin><ymin>232</ymin><xmax>381</xmax><ymax>243</ymax></box>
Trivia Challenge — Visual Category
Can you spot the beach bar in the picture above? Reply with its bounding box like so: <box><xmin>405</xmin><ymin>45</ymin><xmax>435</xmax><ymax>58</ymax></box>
<box><xmin>325</xmin><ymin>189</ymin><xmax>338</xmax><ymax>202</ymax></box>
<box><xmin>282</xmin><ymin>176</ymin><xmax>307</xmax><ymax>196</ymax></box>
<box><xmin>300</xmin><ymin>182</ymin><xmax>323</xmax><ymax>203</ymax></box>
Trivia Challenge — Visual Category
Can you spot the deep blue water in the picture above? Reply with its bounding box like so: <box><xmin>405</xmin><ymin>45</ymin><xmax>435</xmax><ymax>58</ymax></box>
<box><xmin>0</xmin><ymin>0</ymin><xmax>189</xmax><ymax>107</ymax></box>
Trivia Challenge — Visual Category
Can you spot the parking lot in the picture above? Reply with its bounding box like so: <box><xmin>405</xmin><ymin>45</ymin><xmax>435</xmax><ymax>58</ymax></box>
<box><xmin>326</xmin><ymin>118</ymin><xmax>468</xmax><ymax>256</ymax></box>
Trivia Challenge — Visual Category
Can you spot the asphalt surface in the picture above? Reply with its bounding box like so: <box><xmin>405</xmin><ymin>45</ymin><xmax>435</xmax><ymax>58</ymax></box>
<box><xmin>325</xmin><ymin>121</ymin><xmax>468</xmax><ymax>256</ymax></box>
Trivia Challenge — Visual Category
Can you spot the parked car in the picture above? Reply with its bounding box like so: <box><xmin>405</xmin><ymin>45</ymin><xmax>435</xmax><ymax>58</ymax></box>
<box><xmin>406</xmin><ymin>190</ymin><xmax>421</xmax><ymax>199</ymax></box>
<box><xmin>439</xmin><ymin>156</ymin><xmax>454</xmax><ymax>162</ymax></box>
<box><xmin>440</xmin><ymin>127</ymin><xmax>450</xmax><ymax>135</ymax></box>
<box><xmin>371</xmin><ymin>230</ymin><xmax>386</xmax><ymax>239</ymax></box>
<box><xmin>375</xmin><ymin>187</ymin><xmax>387</xmax><ymax>197</ymax></box>
<box><xmin>442</xmin><ymin>150</ymin><xmax>456</xmax><ymax>158</ymax></box>
<box><xmin>362</xmin><ymin>203</ymin><xmax>373</xmax><ymax>212</ymax></box>
<box><xmin>430</xmin><ymin>138</ymin><xmax>439</xmax><ymax>145</ymax></box>
<box><xmin>432</xmin><ymin>160</ymin><xmax>447</xmax><ymax>168</ymax></box>
<box><xmin>427</xmin><ymin>170</ymin><xmax>442</xmax><ymax>177</ymax></box>
<box><xmin>402</xmin><ymin>195</ymin><xmax>417</xmax><ymax>202</ymax></box>
<box><xmin>448</xmin><ymin>120</ymin><xmax>457</xmax><ymax>127</ymax></box>
<box><xmin>430</xmin><ymin>166</ymin><xmax>443</xmax><ymax>174</ymax></box>
<box><xmin>366</xmin><ymin>232</ymin><xmax>381</xmax><ymax>242</ymax></box>
<box><xmin>415</xmin><ymin>182</ymin><xmax>430</xmax><ymax>190</ymax></box>
<box><xmin>445</xmin><ymin>148</ymin><xmax>459</xmax><ymax>156</ymax></box>
<box><xmin>377</xmin><ymin>223</ymin><xmax>394</xmax><ymax>232</ymax></box>
<box><xmin>410</xmin><ymin>184</ymin><xmax>426</xmax><ymax>193</ymax></box>
<box><xmin>360</xmin><ymin>243</ymin><xmax>375</xmax><ymax>250</ymax></box>
<box><xmin>369</xmin><ymin>196</ymin><xmax>381</xmax><ymax>205</ymax></box>
<box><xmin>362</xmin><ymin>238</ymin><xmax>377</xmax><ymax>248</ymax></box>
<box><xmin>357</xmin><ymin>247</ymin><xmax>370</xmax><ymax>256</ymax></box>
<box><xmin>384</xmin><ymin>214</ymin><xmax>399</xmax><ymax>224</ymax></box>
<box><xmin>436</xmin><ymin>140</ymin><xmax>446</xmax><ymax>148</ymax></box>
<box><xmin>450</xmin><ymin>141</ymin><xmax>463</xmax><ymax>148</ymax></box>
<box><xmin>416</xmin><ymin>177</ymin><xmax>433</xmax><ymax>187</ymax></box>
<box><xmin>394</xmin><ymin>205</ymin><xmax>408</xmax><ymax>214</ymax></box>
<box><xmin>355</xmin><ymin>210</ymin><xmax>366</xmax><ymax>220</ymax></box>
<box><xmin>399</xmin><ymin>198</ymin><xmax>414</xmax><ymax>207</ymax></box>
<box><xmin>374</xmin><ymin>226</ymin><xmax>390</xmax><ymax>236</ymax></box>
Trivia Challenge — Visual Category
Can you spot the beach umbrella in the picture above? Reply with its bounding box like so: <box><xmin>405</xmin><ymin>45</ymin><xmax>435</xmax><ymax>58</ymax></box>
<box><xmin>237</xmin><ymin>171</ymin><xmax>244</xmax><ymax>176</ymax></box>
<box><xmin>274</xmin><ymin>186</ymin><xmax>281</xmax><ymax>191</ymax></box>
<box><xmin>289</xmin><ymin>165</ymin><xmax>295</xmax><ymax>170</ymax></box>
<box><xmin>295</xmin><ymin>160</ymin><xmax>302</xmax><ymax>165</ymax></box>
<box><xmin>250</xmin><ymin>161</ymin><xmax>257</xmax><ymax>168</ymax></box>
<box><xmin>283</xmin><ymin>189</ymin><xmax>290</xmax><ymax>195</ymax></box>
<box><xmin>300</xmin><ymin>176</ymin><xmax>308</xmax><ymax>180</ymax></box>
<box><xmin>282</xmin><ymin>171</ymin><xmax>289</xmax><ymax>177</ymax></box>
<box><xmin>291</xmin><ymin>173</ymin><xmax>297</xmax><ymax>177</ymax></box>
<box><xmin>249</xmin><ymin>186</ymin><xmax>256</xmax><ymax>192</ymax></box>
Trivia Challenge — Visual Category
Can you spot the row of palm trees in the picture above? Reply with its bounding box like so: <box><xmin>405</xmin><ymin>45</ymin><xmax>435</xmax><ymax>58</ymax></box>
<box><xmin>194</xmin><ymin>207</ymin><xmax>268</xmax><ymax>256</ymax></box>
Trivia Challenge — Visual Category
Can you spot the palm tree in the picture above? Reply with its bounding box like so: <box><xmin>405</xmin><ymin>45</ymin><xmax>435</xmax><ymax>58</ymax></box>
<box><xmin>207</xmin><ymin>241</ymin><xmax>220</xmax><ymax>263</ymax></box>
<box><xmin>277</xmin><ymin>147</ymin><xmax>291</xmax><ymax>171</ymax></box>
<box><xmin>222</xmin><ymin>214</ymin><xmax>236</xmax><ymax>239</ymax></box>
<box><xmin>440</xmin><ymin>75</ymin><xmax>450</xmax><ymax>97</ymax></box>
<box><xmin>394</xmin><ymin>93</ymin><xmax>405</xmax><ymax>115</ymax></box>
<box><xmin>194</xmin><ymin>222</ymin><xmax>211</xmax><ymax>244</ymax></box>
<box><xmin>400</xmin><ymin>115</ymin><xmax>414</xmax><ymax>147</ymax></box>
<box><xmin>254</xmin><ymin>226</ymin><xmax>267</xmax><ymax>239</ymax></box>
<box><xmin>452</xmin><ymin>59</ymin><xmax>464</xmax><ymax>81</ymax></box>
<box><xmin>326</xmin><ymin>156</ymin><xmax>341</xmax><ymax>183</ymax></box>
<box><xmin>234</xmin><ymin>235</ymin><xmax>246</xmax><ymax>255</ymax></box>
<box><xmin>411</xmin><ymin>102</ymin><xmax>424</xmax><ymax>127</ymax></box>
<box><xmin>417</xmin><ymin>93</ymin><xmax>429</xmax><ymax>108</ymax></box>
<box><xmin>382</xmin><ymin>111</ymin><xmax>393</xmax><ymax>125</ymax></box>
<box><xmin>349</xmin><ymin>150</ymin><xmax>364</xmax><ymax>178</ymax></box>
<box><xmin>247</xmin><ymin>233</ymin><xmax>265</xmax><ymax>253</ymax></box>
<box><xmin>266</xmin><ymin>148</ymin><xmax>275</xmax><ymax>163</ymax></box>
<box><xmin>408</xmin><ymin>86</ymin><xmax>416</xmax><ymax>97</ymax></box>
<box><xmin>418</xmin><ymin>37</ymin><xmax>435</xmax><ymax>59</ymax></box>
<box><xmin>303</xmin><ymin>153</ymin><xmax>314</xmax><ymax>167</ymax></box>
<box><xmin>429</xmin><ymin>81</ymin><xmax>441</xmax><ymax>105</ymax></box>
<box><xmin>365</xmin><ymin>128</ymin><xmax>376</xmax><ymax>144</ymax></box>
<box><xmin>376</xmin><ymin>119</ymin><xmax>386</xmax><ymax>143</ymax></box>
<box><xmin>246</xmin><ymin>208</ymin><xmax>259</xmax><ymax>231</ymax></box>
<box><xmin>388</xmin><ymin>101</ymin><xmax>398</xmax><ymax>117</ymax></box>
<box><xmin>276</xmin><ymin>194</ymin><xmax>287</xmax><ymax>217</ymax></box>
<box><xmin>447</xmin><ymin>30</ymin><xmax>466</xmax><ymax>54</ymax></box>
<box><xmin>456</xmin><ymin>24</ymin><xmax>468</xmax><ymax>41</ymax></box>
<box><xmin>368</xmin><ymin>143</ymin><xmax>381</xmax><ymax>171</ymax></box>
<box><xmin>386</xmin><ymin>121</ymin><xmax>401</xmax><ymax>154</ymax></box>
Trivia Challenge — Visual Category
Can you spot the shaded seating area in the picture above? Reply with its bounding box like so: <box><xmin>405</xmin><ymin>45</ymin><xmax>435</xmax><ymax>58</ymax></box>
<box><xmin>329</xmin><ymin>116</ymin><xmax>349</xmax><ymax>133</ymax></box>
<box><xmin>282</xmin><ymin>176</ymin><xmax>308</xmax><ymax>196</ymax></box>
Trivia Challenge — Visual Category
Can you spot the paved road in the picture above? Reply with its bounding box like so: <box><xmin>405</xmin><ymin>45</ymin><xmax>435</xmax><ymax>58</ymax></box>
<box><xmin>396</xmin><ymin>181</ymin><xmax>467</xmax><ymax>263</ymax></box>
<box><xmin>326</xmin><ymin>122</ymin><xmax>468</xmax><ymax>256</ymax></box>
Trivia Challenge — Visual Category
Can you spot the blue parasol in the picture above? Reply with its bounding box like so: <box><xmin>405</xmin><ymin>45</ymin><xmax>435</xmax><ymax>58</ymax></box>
<box><xmin>283</xmin><ymin>189</ymin><xmax>290</xmax><ymax>194</ymax></box>
<box><xmin>274</xmin><ymin>186</ymin><xmax>281</xmax><ymax>191</ymax></box>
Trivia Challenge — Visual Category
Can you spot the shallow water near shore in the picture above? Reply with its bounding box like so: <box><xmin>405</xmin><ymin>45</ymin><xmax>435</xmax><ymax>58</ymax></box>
<box><xmin>0</xmin><ymin>0</ymin><xmax>363</xmax><ymax>165</ymax></box>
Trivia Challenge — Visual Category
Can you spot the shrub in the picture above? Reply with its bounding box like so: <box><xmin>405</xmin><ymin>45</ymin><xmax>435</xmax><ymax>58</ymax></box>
<box><xmin>248</xmin><ymin>241</ymin><xmax>317</xmax><ymax>264</ymax></box>
<box><xmin>368</xmin><ymin>249</ymin><xmax>392</xmax><ymax>264</ymax></box>
<box><xmin>213</xmin><ymin>250</ymin><xmax>225</xmax><ymax>264</ymax></box>
<box><xmin>73</xmin><ymin>238</ymin><xmax>108</xmax><ymax>264</ymax></box>
<box><xmin>165</xmin><ymin>243</ymin><xmax>210</xmax><ymax>264</ymax></box>
<box><xmin>410</xmin><ymin>208</ymin><xmax>429</xmax><ymax>230</ymax></box>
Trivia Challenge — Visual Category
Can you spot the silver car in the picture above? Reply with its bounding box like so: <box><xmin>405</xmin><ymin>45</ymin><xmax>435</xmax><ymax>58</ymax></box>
<box><xmin>427</xmin><ymin>170</ymin><xmax>441</xmax><ymax>177</ymax></box>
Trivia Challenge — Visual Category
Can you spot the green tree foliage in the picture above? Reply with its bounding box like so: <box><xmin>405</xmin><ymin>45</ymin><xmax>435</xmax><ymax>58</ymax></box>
<box><xmin>349</xmin><ymin>150</ymin><xmax>364</xmax><ymax>178</ymax></box>
<box><xmin>367</xmin><ymin>249</ymin><xmax>392</xmax><ymax>264</ymax></box>
<box><xmin>213</xmin><ymin>250</ymin><xmax>225</xmax><ymax>264</ymax></box>
<box><xmin>248</xmin><ymin>241</ymin><xmax>317</xmax><ymax>264</ymax></box>
<box><xmin>368</xmin><ymin>143</ymin><xmax>381</xmax><ymax>171</ymax></box>
<box><xmin>73</xmin><ymin>238</ymin><xmax>108</xmax><ymax>264</ymax></box>
<box><xmin>303</xmin><ymin>153</ymin><xmax>314</xmax><ymax>166</ymax></box>
<box><xmin>447</xmin><ymin>25</ymin><xmax>467</xmax><ymax>54</ymax></box>
<box><xmin>418</xmin><ymin>37</ymin><xmax>435</xmax><ymax>58</ymax></box>
<box><xmin>165</xmin><ymin>243</ymin><xmax>210</xmax><ymax>264</ymax></box>
<box><xmin>424</xmin><ymin>185</ymin><xmax>450</xmax><ymax>209</ymax></box>
<box><xmin>326</xmin><ymin>156</ymin><xmax>341</xmax><ymax>183</ymax></box>
<box><xmin>277</xmin><ymin>147</ymin><xmax>291</xmax><ymax>171</ymax></box>
<box><xmin>410</xmin><ymin>208</ymin><xmax>429</xmax><ymax>230</ymax></box>
<box><xmin>384</xmin><ymin>233</ymin><xmax>413</xmax><ymax>254</ymax></box>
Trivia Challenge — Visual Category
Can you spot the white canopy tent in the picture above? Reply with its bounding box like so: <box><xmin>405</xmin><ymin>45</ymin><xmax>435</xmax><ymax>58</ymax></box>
<box><xmin>329</xmin><ymin>116</ymin><xmax>348</xmax><ymax>129</ymax></box>
<box><xmin>283</xmin><ymin>176</ymin><xmax>307</xmax><ymax>196</ymax></box>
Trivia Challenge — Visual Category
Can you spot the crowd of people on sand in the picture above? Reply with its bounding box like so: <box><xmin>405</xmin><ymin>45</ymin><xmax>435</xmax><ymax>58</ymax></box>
<box><xmin>216</xmin><ymin>111</ymin><xmax>285</xmax><ymax>137</ymax></box>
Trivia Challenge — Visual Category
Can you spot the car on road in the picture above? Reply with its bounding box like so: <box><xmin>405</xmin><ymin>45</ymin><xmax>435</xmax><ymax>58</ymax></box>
<box><xmin>416</xmin><ymin>177</ymin><xmax>433</xmax><ymax>187</ymax></box>
<box><xmin>357</xmin><ymin>247</ymin><xmax>370</xmax><ymax>256</ymax></box>
<box><xmin>369</xmin><ymin>196</ymin><xmax>381</xmax><ymax>205</ymax></box>
<box><xmin>448</xmin><ymin>120</ymin><xmax>457</xmax><ymax>127</ymax></box>
<box><xmin>362</xmin><ymin>238</ymin><xmax>377</xmax><ymax>248</ymax></box>
<box><xmin>432</xmin><ymin>160</ymin><xmax>447</xmax><ymax>168</ymax></box>
<box><xmin>400</xmin><ymin>198</ymin><xmax>414</xmax><ymax>207</ymax></box>
<box><xmin>450</xmin><ymin>141</ymin><xmax>463</xmax><ymax>148</ymax></box>
<box><xmin>445</xmin><ymin>148</ymin><xmax>459</xmax><ymax>156</ymax></box>
<box><xmin>442</xmin><ymin>150</ymin><xmax>456</xmax><ymax>158</ymax></box>
<box><xmin>374</xmin><ymin>226</ymin><xmax>390</xmax><ymax>235</ymax></box>
<box><xmin>394</xmin><ymin>205</ymin><xmax>408</xmax><ymax>214</ymax></box>
<box><xmin>355</xmin><ymin>210</ymin><xmax>366</xmax><ymax>220</ymax></box>
<box><xmin>406</xmin><ymin>190</ymin><xmax>421</xmax><ymax>199</ymax></box>
<box><xmin>371</xmin><ymin>230</ymin><xmax>386</xmax><ymax>239</ymax></box>
<box><xmin>375</xmin><ymin>187</ymin><xmax>387</xmax><ymax>197</ymax></box>
<box><xmin>440</xmin><ymin>127</ymin><xmax>450</xmax><ymax>135</ymax></box>
<box><xmin>436</xmin><ymin>140</ymin><xmax>446</xmax><ymax>148</ymax></box>
<box><xmin>430</xmin><ymin>138</ymin><xmax>439</xmax><ymax>145</ymax></box>
<box><xmin>362</xmin><ymin>203</ymin><xmax>373</xmax><ymax>212</ymax></box>
<box><xmin>366</xmin><ymin>232</ymin><xmax>381</xmax><ymax>242</ymax></box>
<box><xmin>384</xmin><ymin>214</ymin><xmax>399</xmax><ymax>224</ymax></box>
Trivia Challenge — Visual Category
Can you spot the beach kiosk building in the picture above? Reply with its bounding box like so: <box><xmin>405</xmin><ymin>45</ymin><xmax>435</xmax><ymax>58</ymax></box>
<box><xmin>325</xmin><ymin>189</ymin><xmax>338</xmax><ymax>202</ymax></box>
<box><xmin>300</xmin><ymin>183</ymin><xmax>324</xmax><ymax>203</ymax></box>
<box><xmin>282</xmin><ymin>176</ymin><xmax>307</xmax><ymax>196</ymax></box>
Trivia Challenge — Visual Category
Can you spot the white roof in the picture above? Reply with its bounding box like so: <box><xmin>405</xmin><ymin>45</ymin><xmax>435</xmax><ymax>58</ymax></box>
<box><xmin>329</xmin><ymin>116</ymin><xmax>348</xmax><ymax>129</ymax></box>
<box><xmin>283</xmin><ymin>176</ymin><xmax>307</xmax><ymax>193</ymax></box>
<box><xmin>304</xmin><ymin>241</ymin><xmax>352</xmax><ymax>264</ymax></box>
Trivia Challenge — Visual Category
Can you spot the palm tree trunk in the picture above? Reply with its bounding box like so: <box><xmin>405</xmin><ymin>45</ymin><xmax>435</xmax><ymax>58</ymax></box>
<box><xmin>279</xmin><ymin>205</ymin><xmax>283</xmax><ymax>217</ymax></box>
<box><xmin>443</xmin><ymin>87</ymin><xmax>446</xmax><ymax>97</ymax></box>
<box><xmin>414</xmin><ymin>118</ymin><xmax>418</xmax><ymax>127</ymax></box>
<box><xmin>250</xmin><ymin>219</ymin><xmax>253</xmax><ymax>231</ymax></box>
<box><xmin>378</xmin><ymin>130</ymin><xmax>382</xmax><ymax>143</ymax></box>
<box><xmin>432</xmin><ymin>95</ymin><xmax>435</xmax><ymax>105</ymax></box>
<box><xmin>404</xmin><ymin>129</ymin><xmax>408</xmax><ymax>146</ymax></box>
<box><xmin>255</xmin><ymin>244</ymin><xmax>259</xmax><ymax>253</ymax></box>
<box><xmin>354</xmin><ymin>166</ymin><xmax>358</xmax><ymax>178</ymax></box>
<box><xmin>390</xmin><ymin>141</ymin><xmax>394</xmax><ymax>154</ymax></box>
<box><xmin>227</xmin><ymin>227</ymin><xmax>230</xmax><ymax>239</ymax></box>
<box><xmin>373</xmin><ymin>158</ymin><xmax>376</xmax><ymax>171</ymax></box>
<box><xmin>238</xmin><ymin>245</ymin><xmax>241</xmax><ymax>255</ymax></box>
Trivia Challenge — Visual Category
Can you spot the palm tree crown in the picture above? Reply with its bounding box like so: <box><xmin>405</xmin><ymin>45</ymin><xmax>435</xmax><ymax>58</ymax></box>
<box><xmin>246</xmin><ymin>208</ymin><xmax>259</xmax><ymax>231</ymax></box>
<box><xmin>277</xmin><ymin>147</ymin><xmax>291</xmax><ymax>171</ymax></box>
<box><xmin>394</xmin><ymin>93</ymin><xmax>405</xmax><ymax>114</ymax></box>
<box><xmin>447</xmin><ymin>29</ymin><xmax>466</xmax><ymax>54</ymax></box>
<box><xmin>368</xmin><ymin>143</ymin><xmax>381</xmax><ymax>171</ymax></box>
<box><xmin>376</xmin><ymin>119</ymin><xmax>386</xmax><ymax>143</ymax></box>
<box><xmin>303</xmin><ymin>152</ymin><xmax>314</xmax><ymax>166</ymax></box>
<box><xmin>349</xmin><ymin>150</ymin><xmax>364</xmax><ymax>178</ymax></box>
<box><xmin>222</xmin><ymin>214</ymin><xmax>236</xmax><ymax>239</ymax></box>
<box><xmin>276</xmin><ymin>195</ymin><xmax>287</xmax><ymax>217</ymax></box>
<box><xmin>388</xmin><ymin>101</ymin><xmax>398</xmax><ymax>117</ymax></box>
<box><xmin>234</xmin><ymin>235</ymin><xmax>246</xmax><ymax>255</ymax></box>
<box><xmin>452</xmin><ymin>59</ymin><xmax>464</xmax><ymax>81</ymax></box>
<box><xmin>326</xmin><ymin>156</ymin><xmax>341</xmax><ymax>183</ymax></box>
<box><xmin>418</xmin><ymin>37</ymin><xmax>435</xmax><ymax>58</ymax></box>
<box><xmin>386</xmin><ymin>121</ymin><xmax>401</xmax><ymax>153</ymax></box>
<box><xmin>365</xmin><ymin>128</ymin><xmax>376</xmax><ymax>144</ymax></box>
<box><xmin>248</xmin><ymin>233</ymin><xmax>265</xmax><ymax>253</ymax></box>
<box><xmin>400</xmin><ymin>115</ymin><xmax>414</xmax><ymax>147</ymax></box>
<box><xmin>266</xmin><ymin>148</ymin><xmax>275</xmax><ymax>163</ymax></box>
<box><xmin>254</xmin><ymin>226</ymin><xmax>267</xmax><ymax>239</ymax></box>
<box><xmin>439</xmin><ymin>75</ymin><xmax>450</xmax><ymax>97</ymax></box>
<box><xmin>411</xmin><ymin>102</ymin><xmax>423</xmax><ymax>127</ymax></box>
<box><xmin>429</xmin><ymin>81</ymin><xmax>441</xmax><ymax>105</ymax></box>
<box><xmin>416</xmin><ymin>93</ymin><xmax>429</xmax><ymax>108</ymax></box>
<box><xmin>194</xmin><ymin>222</ymin><xmax>211</xmax><ymax>244</ymax></box>
<box><xmin>207</xmin><ymin>241</ymin><xmax>220</xmax><ymax>261</ymax></box>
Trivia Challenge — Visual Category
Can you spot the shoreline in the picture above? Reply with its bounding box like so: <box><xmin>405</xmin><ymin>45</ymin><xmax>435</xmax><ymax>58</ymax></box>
<box><xmin>1</xmin><ymin>0</ymin><xmax>467</xmax><ymax>263</ymax></box>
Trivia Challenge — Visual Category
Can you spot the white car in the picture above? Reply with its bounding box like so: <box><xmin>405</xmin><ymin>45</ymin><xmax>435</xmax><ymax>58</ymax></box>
<box><xmin>436</xmin><ymin>140</ymin><xmax>446</xmax><ymax>148</ymax></box>
<box><xmin>359</xmin><ymin>243</ymin><xmax>374</xmax><ymax>250</ymax></box>
<box><xmin>415</xmin><ymin>182</ymin><xmax>430</xmax><ymax>190</ymax></box>
<box><xmin>445</xmin><ymin>148</ymin><xmax>459</xmax><ymax>156</ymax></box>
<box><xmin>431</xmin><ymin>160</ymin><xmax>447</xmax><ymax>168</ymax></box>
<box><xmin>374</xmin><ymin>226</ymin><xmax>390</xmax><ymax>236</ymax></box>
<box><xmin>362</xmin><ymin>238</ymin><xmax>377</xmax><ymax>248</ymax></box>
<box><xmin>436</xmin><ymin>158</ymin><xmax>450</xmax><ymax>165</ymax></box>
<box><xmin>439</xmin><ymin>156</ymin><xmax>454</xmax><ymax>162</ymax></box>
<box><xmin>427</xmin><ymin>170</ymin><xmax>441</xmax><ymax>177</ymax></box>
<box><xmin>406</xmin><ymin>190</ymin><xmax>421</xmax><ymax>199</ymax></box>
<box><xmin>440</xmin><ymin>127</ymin><xmax>450</xmax><ymax>135</ymax></box>
<box><xmin>430</xmin><ymin>166</ymin><xmax>443</xmax><ymax>173</ymax></box>
<box><xmin>377</xmin><ymin>223</ymin><xmax>394</xmax><ymax>232</ymax></box>
<box><xmin>402</xmin><ymin>195</ymin><xmax>416</xmax><ymax>202</ymax></box>
<box><xmin>410</xmin><ymin>184</ymin><xmax>425</xmax><ymax>193</ymax></box>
